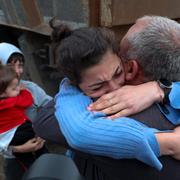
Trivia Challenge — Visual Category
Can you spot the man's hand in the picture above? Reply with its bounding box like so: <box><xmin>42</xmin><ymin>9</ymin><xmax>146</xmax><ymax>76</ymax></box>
<box><xmin>88</xmin><ymin>81</ymin><xmax>164</xmax><ymax>119</ymax></box>
<box><xmin>12</xmin><ymin>137</ymin><xmax>45</xmax><ymax>153</ymax></box>
<box><xmin>171</xmin><ymin>126</ymin><xmax>180</xmax><ymax>160</ymax></box>
<box><xmin>155</xmin><ymin>126</ymin><xmax>180</xmax><ymax>159</ymax></box>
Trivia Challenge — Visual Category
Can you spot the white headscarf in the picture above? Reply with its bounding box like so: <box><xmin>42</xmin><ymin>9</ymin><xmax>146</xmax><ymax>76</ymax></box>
<box><xmin>0</xmin><ymin>42</ymin><xmax>23</xmax><ymax>65</ymax></box>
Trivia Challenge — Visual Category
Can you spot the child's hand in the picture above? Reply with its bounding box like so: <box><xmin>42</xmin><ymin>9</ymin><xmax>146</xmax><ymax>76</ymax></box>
<box><xmin>19</xmin><ymin>83</ymin><xmax>26</xmax><ymax>90</ymax></box>
<box><xmin>12</xmin><ymin>137</ymin><xmax>45</xmax><ymax>153</ymax></box>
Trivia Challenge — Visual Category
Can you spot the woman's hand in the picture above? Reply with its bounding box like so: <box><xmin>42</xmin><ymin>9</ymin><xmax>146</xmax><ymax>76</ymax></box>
<box><xmin>88</xmin><ymin>81</ymin><xmax>164</xmax><ymax>119</ymax></box>
<box><xmin>12</xmin><ymin>137</ymin><xmax>45</xmax><ymax>153</ymax></box>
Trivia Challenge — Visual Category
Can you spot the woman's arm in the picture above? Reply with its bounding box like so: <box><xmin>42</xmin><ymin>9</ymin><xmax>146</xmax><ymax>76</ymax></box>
<box><xmin>21</xmin><ymin>80</ymin><xmax>52</xmax><ymax>107</ymax></box>
<box><xmin>88</xmin><ymin>81</ymin><xmax>163</xmax><ymax>118</ymax></box>
<box><xmin>20</xmin><ymin>80</ymin><xmax>52</xmax><ymax>122</ymax></box>
<box><xmin>88</xmin><ymin>81</ymin><xmax>180</xmax><ymax>119</ymax></box>
<box><xmin>55</xmin><ymin>79</ymin><xmax>180</xmax><ymax>170</ymax></box>
<box><xmin>33</xmin><ymin>99</ymin><xmax>68</xmax><ymax>146</ymax></box>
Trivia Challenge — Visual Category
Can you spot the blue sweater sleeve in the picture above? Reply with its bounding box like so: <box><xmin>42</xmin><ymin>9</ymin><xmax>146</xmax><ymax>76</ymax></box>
<box><xmin>169</xmin><ymin>82</ymin><xmax>180</xmax><ymax>109</ymax></box>
<box><xmin>55</xmin><ymin>78</ymin><xmax>162</xmax><ymax>170</ymax></box>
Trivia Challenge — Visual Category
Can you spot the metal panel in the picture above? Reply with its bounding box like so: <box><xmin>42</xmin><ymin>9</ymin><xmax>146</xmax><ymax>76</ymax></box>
<box><xmin>0</xmin><ymin>0</ymin><xmax>21</xmax><ymax>25</ymax></box>
<box><xmin>89</xmin><ymin>0</ymin><xmax>100</xmax><ymax>26</ymax></box>
<box><xmin>52</xmin><ymin>0</ymin><xmax>87</xmax><ymax>23</ymax></box>
<box><xmin>101</xmin><ymin>0</ymin><xmax>180</xmax><ymax>26</ymax></box>
<box><xmin>21</xmin><ymin>0</ymin><xmax>43</xmax><ymax>27</ymax></box>
<box><xmin>0</xmin><ymin>0</ymin><xmax>42</xmax><ymax>27</ymax></box>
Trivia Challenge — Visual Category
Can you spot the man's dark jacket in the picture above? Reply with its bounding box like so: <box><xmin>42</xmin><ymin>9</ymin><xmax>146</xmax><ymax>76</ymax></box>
<box><xmin>33</xmin><ymin>100</ymin><xmax>180</xmax><ymax>180</ymax></box>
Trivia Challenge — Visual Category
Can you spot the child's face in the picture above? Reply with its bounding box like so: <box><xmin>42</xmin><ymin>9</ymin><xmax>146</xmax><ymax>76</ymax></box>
<box><xmin>3</xmin><ymin>78</ymin><xmax>20</xmax><ymax>98</ymax></box>
<box><xmin>8</xmin><ymin>61</ymin><xmax>24</xmax><ymax>78</ymax></box>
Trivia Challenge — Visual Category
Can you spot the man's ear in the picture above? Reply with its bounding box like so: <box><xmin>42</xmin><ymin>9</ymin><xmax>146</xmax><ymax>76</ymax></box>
<box><xmin>124</xmin><ymin>60</ymin><xmax>139</xmax><ymax>81</ymax></box>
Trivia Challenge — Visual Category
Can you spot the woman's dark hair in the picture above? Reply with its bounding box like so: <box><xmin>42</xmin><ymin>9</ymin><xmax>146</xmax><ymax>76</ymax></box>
<box><xmin>7</xmin><ymin>53</ymin><xmax>25</xmax><ymax>64</ymax></box>
<box><xmin>0</xmin><ymin>65</ymin><xmax>18</xmax><ymax>95</ymax></box>
<box><xmin>49</xmin><ymin>18</ymin><xmax>120</xmax><ymax>86</ymax></box>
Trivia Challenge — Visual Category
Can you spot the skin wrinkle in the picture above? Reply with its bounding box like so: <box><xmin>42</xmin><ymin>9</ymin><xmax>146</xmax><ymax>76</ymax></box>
<box><xmin>79</xmin><ymin>50</ymin><xmax>125</xmax><ymax>98</ymax></box>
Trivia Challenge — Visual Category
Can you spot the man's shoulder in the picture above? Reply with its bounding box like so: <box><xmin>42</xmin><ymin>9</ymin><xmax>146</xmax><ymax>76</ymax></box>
<box><xmin>129</xmin><ymin>104</ymin><xmax>175</xmax><ymax>130</ymax></box>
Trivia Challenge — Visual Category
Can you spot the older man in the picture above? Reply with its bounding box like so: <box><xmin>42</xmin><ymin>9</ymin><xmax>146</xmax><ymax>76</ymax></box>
<box><xmin>34</xmin><ymin>16</ymin><xmax>180</xmax><ymax>180</ymax></box>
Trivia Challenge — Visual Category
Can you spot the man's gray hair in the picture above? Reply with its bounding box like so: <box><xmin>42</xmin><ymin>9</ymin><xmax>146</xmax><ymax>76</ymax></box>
<box><xmin>124</xmin><ymin>15</ymin><xmax>180</xmax><ymax>81</ymax></box>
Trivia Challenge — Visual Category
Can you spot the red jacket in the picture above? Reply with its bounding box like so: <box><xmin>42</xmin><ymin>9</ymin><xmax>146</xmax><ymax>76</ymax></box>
<box><xmin>0</xmin><ymin>90</ymin><xmax>33</xmax><ymax>133</ymax></box>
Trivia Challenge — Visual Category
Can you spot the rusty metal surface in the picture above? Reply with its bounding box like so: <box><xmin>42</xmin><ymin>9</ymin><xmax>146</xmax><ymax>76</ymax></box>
<box><xmin>0</xmin><ymin>0</ymin><xmax>28</xmax><ymax>26</ymax></box>
<box><xmin>21</xmin><ymin>0</ymin><xmax>43</xmax><ymax>27</ymax></box>
<box><xmin>52</xmin><ymin>0</ymin><xmax>87</xmax><ymax>23</ymax></box>
<box><xmin>18</xmin><ymin>33</ymin><xmax>59</xmax><ymax>96</ymax></box>
<box><xmin>101</xmin><ymin>0</ymin><xmax>180</xmax><ymax>26</ymax></box>
<box><xmin>0</xmin><ymin>0</ymin><xmax>89</xmax><ymax>35</ymax></box>
<box><xmin>0</xmin><ymin>0</ymin><xmax>180</xmax><ymax>95</ymax></box>
<box><xmin>0</xmin><ymin>21</ymin><xmax>51</xmax><ymax>36</ymax></box>
<box><xmin>0</xmin><ymin>0</ymin><xmax>19</xmax><ymax>24</ymax></box>
<box><xmin>89</xmin><ymin>0</ymin><xmax>100</xmax><ymax>26</ymax></box>
<box><xmin>0</xmin><ymin>21</ymin><xmax>52</xmax><ymax>36</ymax></box>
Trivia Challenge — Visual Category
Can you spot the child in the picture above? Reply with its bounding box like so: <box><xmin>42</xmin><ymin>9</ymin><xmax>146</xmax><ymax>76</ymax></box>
<box><xmin>0</xmin><ymin>64</ymin><xmax>47</xmax><ymax>180</ymax></box>
<box><xmin>0</xmin><ymin>42</ymin><xmax>52</xmax><ymax>122</ymax></box>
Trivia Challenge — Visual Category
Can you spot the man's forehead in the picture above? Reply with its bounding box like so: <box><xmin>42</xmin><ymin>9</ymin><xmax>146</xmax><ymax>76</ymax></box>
<box><xmin>127</xmin><ymin>21</ymin><xmax>147</xmax><ymax>36</ymax></box>
<box><xmin>120</xmin><ymin>18</ymin><xmax>148</xmax><ymax>49</ymax></box>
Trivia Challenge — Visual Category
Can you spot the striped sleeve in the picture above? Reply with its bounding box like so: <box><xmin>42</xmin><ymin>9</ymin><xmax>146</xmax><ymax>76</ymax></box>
<box><xmin>55</xmin><ymin>78</ymin><xmax>162</xmax><ymax>170</ymax></box>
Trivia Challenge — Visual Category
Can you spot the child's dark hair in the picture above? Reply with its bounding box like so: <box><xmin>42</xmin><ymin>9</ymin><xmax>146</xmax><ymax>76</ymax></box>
<box><xmin>49</xmin><ymin>18</ymin><xmax>120</xmax><ymax>86</ymax></box>
<box><xmin>7</xmin><ymin>53</ymin><xmax>25</xmax><ymax>64</ymax></box>
<box><xmin>0</xmin><ymin>65</ymin><xmax>18</xmax><ymax>95</ymax></box>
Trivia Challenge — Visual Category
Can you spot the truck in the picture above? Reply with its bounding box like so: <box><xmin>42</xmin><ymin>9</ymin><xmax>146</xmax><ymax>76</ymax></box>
<box><xmin>0</xmin><ymin>0</ymin><xmax>180</xmax><ymax>95</ymax></box>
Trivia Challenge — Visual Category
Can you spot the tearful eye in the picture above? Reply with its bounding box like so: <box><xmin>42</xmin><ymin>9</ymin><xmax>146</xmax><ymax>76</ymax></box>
<box><xmin>114</xmin><ymin>70</ymin><xmax>122</xmax><ymax>78</ymax></box>
<box><xmin>92</xmin><ymin>86</ymin><xmax>102</xmax><ymax>91</ymax></box>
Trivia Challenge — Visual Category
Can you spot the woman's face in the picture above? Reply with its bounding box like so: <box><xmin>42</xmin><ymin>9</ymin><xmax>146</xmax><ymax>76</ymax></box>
<box><xmin>8</xmin><ymin>60</ymin><xmax>24</xmax><ymax>78</ymax></box>
<box><xmin>79</xmin><ymin>51</ymin><xmax>125</xmax><ymax>98</ymax></box>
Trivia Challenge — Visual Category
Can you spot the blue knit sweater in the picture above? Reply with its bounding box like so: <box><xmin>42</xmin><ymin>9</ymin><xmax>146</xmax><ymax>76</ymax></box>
<box><xmin>169</xmin><ymin>82</ymin><xmax>180</xmax><ymax>109</ymax></box>
<box><xmin>55</xmin><ymin>78</ymin><xmax>163</xmax><ymax>170</ymax></box>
